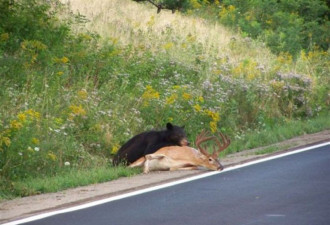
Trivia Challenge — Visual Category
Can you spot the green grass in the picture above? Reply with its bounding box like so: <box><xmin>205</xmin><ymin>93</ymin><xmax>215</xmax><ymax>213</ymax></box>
<box><xmin>1</xmin><ymin>113</ymin><xmax>328</xmax><ymax>201</ymax></box>
<box><xmin>0</xmin><ymin>166</ymin><xmax>141</xmax><ymax>200</ymax></box>
<box><xmin>226</xmin><ymin>113</ymin><xmax>330</xmax><ymax>154</ymax></box>
<box><xmin>0</xmin><ymin>0</ymin><xmax>329</xmax><ymax>200</ymax></box>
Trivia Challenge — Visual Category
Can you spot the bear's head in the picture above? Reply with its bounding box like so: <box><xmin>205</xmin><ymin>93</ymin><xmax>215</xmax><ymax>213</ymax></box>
<box><xmin>166</xmin><ymin>123</ymin><xmax>189</xmax><ymax>146</ymax></box>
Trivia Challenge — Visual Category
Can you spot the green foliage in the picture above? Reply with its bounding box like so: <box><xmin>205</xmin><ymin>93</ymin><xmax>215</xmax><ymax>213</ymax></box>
<box><xmin>137</xmin><ymin>0</ymin><xmax>329</xmax><ymax>56</ymax></box>
<box><xmin>0</xmin><ymin>166</ymin><xmax>140</xmax><ymax>199</ymax></box>
<box><xmin>0</xmin><ymin>0</ymin><xmax>117</xmax><ymax>182</ymax></box>
<box><xmin>0</xmin><ymin>0</ymin><xmax>329</xmax><ymax>199</ymax></box>
<box><xmin>0</xmin><ymin>0</ymin><xmax>70</xmax><ymax>53</ymax></box>
<box><xmin>227</xmin><ymin>113</ymin><xmax>330</xmax><ymax>154</ymax></box>
<box><xmin>198</xmin><ymin>0</ymin><xmax>329</xmax><ymax>57</ymax></box>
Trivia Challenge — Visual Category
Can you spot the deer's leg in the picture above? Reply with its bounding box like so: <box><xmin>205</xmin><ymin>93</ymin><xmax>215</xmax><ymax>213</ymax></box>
<box><xmin>170</xmin><ymin>166</ymin><xmax>199</xmax><ymax>171</ymax></box>
<box><xmin>143</xmin><ymin>154</ymin><xmax>164</xmax><ymax>173</ymax></box>
<box><xmin>143</xmin><ymin>155</ymin><xmax>151</xmax><ymax>173</ymax></box>
<box><xmin>129</xmin><ymin>157</ymin><xmax>146</xmax><ymax>168</ymax></box>
<box><xmin>143</xmin><ymin>154</ymin><xmax>169</xmax><ymax>173</ymax></box>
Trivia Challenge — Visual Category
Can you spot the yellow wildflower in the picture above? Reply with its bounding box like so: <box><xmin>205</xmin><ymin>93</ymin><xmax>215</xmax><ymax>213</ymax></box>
<box><xmin>32</xmin><ymin>138</ymin><xmax>40</xmax><ymax>145</ymax></box>
<box><xmin>10</xmin><ymin>120</ymin><xmax>23</xmax><ymax>130</ymax></box>
<box><xmin>182</xmin><ymin>93</ymin><xmax>192</xmax><ymax>100</ymax></box>
<box><xmin>163</xmin><ymin>42</ymin><xmax>174</xmax><ymax>50</ymax></box>
<box><xmin>69</xmin><ymin>104</ymin><xmax>87</xmax><ymax>116</ymax></box>
<box><xmin>54</xmin><ymin>56</ymin><xmax>69</xmax><ymax>64</ymax></box>
<box><xmin>142</xmin><ymin>85</ymin><xmax>160</xmax><ymax>106</ymax></box>
<box><xmin>47</xmin><ymin>152</ymin><xmax>57</xmax><ymax>161</ymax></box>
<box><xmin>78</xmin><ymin>89</ymin><xmax>88</xmax><ymax>100</ymax></box>
<box><xmin>25</xmin><ymin>109</ymin><xmax>41</xmax><ymax>120</ymax></box>
<box><xmin>190</xmin><ymin>0</ymin><xmax>202</xmax><ymax>9</ymax></box>
<box><xmin>166</xmin><ymin>93</ymin><xmax>178</xmax><ymax>105</ymax></box>
<box><xmin>193</xmin><ymin>104</ymin><xmax>201</xmax><ymax>112</ymax></box>
<box><xmin>219</xmin><ymin>5</ymin><xmax>236</xmax><ymax>21</ymax></box>
<box><xmin>17</xmin><ymin>112</ymin><xmax>27</xmax><ymax>122</ymax></box>
<box><xmin>210</xmin><ymin>121</ymin><xmax>218</xmax><ymax>133</ymax></box>
<box><xmin>2</xmin><ymin>137</ymin><xmax>11</xmax><ymax>147</ymax></box>
<box><xmin>61</xmin><ymin>56</ymin><xmax>69</xmax><ymax>63</ymax></box>
<box><xmin>205</xmin><ymin>109</ymin><xmax>220</xmax><ymax>122</ymax></box>
<box><xmin>228</xmin><ymin>5</ymin><xmax>236</xmax><ymax>11</ymax></box>
<box><xmin>111</xmin><ymin>144</ymin><xmax>120</xmax><ymax>155</ymax></box>
<box><xmin>57</xmin><ymin>71</ymin><xmax>64</xmax><ymax>76</ymax></box>
<box><xmin>21</xmin><ymin>40</ymin><xmax>47</xmax><ymax>51</ymax></box>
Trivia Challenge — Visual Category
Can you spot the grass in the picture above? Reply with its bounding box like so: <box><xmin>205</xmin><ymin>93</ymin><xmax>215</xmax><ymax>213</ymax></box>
<box><xmin>1</xmin><ymin>113</ymin><xmax>328</xmax><ymax>201</ymax></box>
<box><xmin>65</xmin><ymin>0</ymin><xmax>275</xmax><ymax>69</ymax></box>
<box><xmin>227</xmin><ymin>113</ymin><xmax>330</xmax><ymax>154</ymax></box>
<box><xmin>0</xmin><ymin>166</ymin><xmax>141</xmax><ymax>200</ymax></box>
<box><xmin>0</xmin><ymin>0</ymin><xmax>329</xmax><ymax>200</ymax></box>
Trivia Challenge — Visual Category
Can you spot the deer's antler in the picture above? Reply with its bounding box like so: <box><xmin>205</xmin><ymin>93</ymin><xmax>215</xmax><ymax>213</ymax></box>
<box><xmin>212</xmin><ymin>132</ymin><xmax>231</xmax><ymax>157</ymax></box>
<box><xmin>195</xmin><ymin>130</ymin><xmax>215</xmax><ymax>156</ymax></box>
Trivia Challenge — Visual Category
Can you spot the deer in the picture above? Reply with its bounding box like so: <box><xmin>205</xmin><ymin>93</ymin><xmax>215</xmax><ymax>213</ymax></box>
<box><xmin>129</xmin><ymin>130</ymin><xmax>230</xmax><ymax>173</ymax></box>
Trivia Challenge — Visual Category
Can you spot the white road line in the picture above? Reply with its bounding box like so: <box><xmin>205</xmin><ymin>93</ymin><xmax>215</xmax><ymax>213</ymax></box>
<box><xmin>3</xmin><ymin>142</ymin><xmax>330</xmax><ymax>225</ymax></box>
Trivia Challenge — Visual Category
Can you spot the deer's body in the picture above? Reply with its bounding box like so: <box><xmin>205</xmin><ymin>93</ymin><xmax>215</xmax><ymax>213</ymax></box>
<box><xmin>129</xmin><ymin>131</ymin><xmax>230</xmax><ymax>173</ymax></box>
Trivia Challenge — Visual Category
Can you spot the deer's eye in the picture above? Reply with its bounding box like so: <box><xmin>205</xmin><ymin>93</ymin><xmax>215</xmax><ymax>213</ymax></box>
<box><xmin>209</xmin><ymin>158</ymin><xmax>213</xmax><ymax>162</ymax></box>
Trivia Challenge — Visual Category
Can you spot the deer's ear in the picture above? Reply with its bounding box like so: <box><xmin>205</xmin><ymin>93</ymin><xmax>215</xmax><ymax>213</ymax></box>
<box><xmin>166</xmin><ymin>123</ymin><xmax>173</xmax><ymax>130</ymax></box>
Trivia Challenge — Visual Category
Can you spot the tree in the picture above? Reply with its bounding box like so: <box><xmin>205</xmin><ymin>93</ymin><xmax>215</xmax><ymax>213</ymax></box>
<box><xmin>132</xmin><ymin>0</ymin><xmax>186</xmax><ymax>13</ymax></box>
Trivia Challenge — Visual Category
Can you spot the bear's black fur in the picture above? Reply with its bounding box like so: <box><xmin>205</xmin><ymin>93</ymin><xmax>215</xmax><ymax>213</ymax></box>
<box><xmin>113</xmin><ymin>123</ymin><xmax>188</xmax><ymax>166</ymax></box>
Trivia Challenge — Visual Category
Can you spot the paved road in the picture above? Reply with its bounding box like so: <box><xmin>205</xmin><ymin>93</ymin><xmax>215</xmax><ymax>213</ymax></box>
<box><xmin>21</xmin><ymin>145</ymin><xmax>330</xmax><ymax>225</ymax></box>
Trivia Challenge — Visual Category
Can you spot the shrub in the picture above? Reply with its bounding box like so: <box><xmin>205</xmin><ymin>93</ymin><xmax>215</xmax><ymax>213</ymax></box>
<box><xmin>208</xmin><ymin>0</ymin><xmax>329</xmax><ymax>57</ymax></box>
<box><xmin>1</xmin><ymin>0</ymin><xmax>329</xmax><ymax>197</ymax></box>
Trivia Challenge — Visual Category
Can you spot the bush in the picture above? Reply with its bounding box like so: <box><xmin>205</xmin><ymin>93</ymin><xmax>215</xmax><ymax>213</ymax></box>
<box><xmin>207</xmin><ymin>0</ymin><xmax>329</xmax><ymax>57</ymax></box>
<box><xmin>0</xmin><ymin>0</ymin><xmax>70</xmax><ymax>54</ymax></box>
<box><xmin>1</xmin><ymin>0</ymin><xmax>329</xmax><ymax>198</ymax></box>
<box><xmin>0</xmin><ymin>0</ymin><xmax>117</xmax><ymax>181</ymax></box>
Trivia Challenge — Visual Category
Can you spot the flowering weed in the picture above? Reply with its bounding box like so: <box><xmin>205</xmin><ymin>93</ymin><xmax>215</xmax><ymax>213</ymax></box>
<box><xmin>0</xmin><ymin>0</ymin><xmax>329</xmax><ymax>199</ymax></box>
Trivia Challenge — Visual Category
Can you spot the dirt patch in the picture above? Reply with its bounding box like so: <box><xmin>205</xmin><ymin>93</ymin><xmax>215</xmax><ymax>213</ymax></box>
<box><xmin>1</xmin><ymin>130</ymin><xmax>329</xmax><ymax>223</ymax></box>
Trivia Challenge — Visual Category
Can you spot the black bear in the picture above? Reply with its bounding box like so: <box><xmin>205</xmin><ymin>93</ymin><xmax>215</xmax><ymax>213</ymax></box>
<box><xmin>113</xmin><ymin>123</ymin><xmax>189</xmax><ymax>166</ymax></box>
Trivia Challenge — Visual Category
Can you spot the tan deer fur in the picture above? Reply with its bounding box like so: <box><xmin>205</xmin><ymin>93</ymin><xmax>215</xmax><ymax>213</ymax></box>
<box><xmin>129</xmin><ymin>131</ymin><xmax>230</xmax><ymax>173</ymax></box>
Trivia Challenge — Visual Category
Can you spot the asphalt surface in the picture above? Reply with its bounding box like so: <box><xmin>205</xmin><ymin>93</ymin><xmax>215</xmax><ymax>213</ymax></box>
<box><xmin>21</xmin><ymin>145</ymin><xmax>330</xmax><ymax>225</ymax></box>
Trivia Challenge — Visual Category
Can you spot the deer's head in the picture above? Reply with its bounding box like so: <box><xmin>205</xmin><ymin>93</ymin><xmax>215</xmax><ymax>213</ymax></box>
<box><xmin>195</xmin><ymin>130</ymin><xmax>231</xmax><ymax>171</ymax></box>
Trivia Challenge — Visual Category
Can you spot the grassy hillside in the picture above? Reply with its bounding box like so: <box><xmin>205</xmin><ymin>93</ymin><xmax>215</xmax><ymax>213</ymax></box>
<box><xmin>0</xmin><ymin>0</ymin><xmax>329</xmax><ymax>199</ymax></box>
<box><xmin>63</xmin><ymin>0</ymin><xmax>330</xmax><ymax>133</ymax></box>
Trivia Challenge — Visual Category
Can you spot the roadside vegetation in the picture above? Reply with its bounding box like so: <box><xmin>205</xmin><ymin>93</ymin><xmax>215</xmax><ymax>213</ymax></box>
<box><xmin>0</xmin><ymin>0</ymin><xmax>329</xmax><ymax>199</ymax></box>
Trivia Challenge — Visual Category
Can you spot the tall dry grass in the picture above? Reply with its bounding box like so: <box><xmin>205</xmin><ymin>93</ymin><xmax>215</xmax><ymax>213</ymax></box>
<box><xmin>63</xmin><ymin>0</ymin><xmax>275</xmax><ymax>70</ymax></box>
